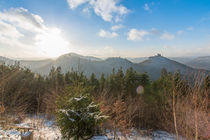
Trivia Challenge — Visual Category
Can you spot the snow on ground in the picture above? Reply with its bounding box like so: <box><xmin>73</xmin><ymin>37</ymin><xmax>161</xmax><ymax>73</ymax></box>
<box><xmin>0</xmin><ymin>115</ymin><xmax>179</xmax><ymax>140</ymax></box>
<box><xmin>91</xmin><ymin>136</ymin><xmax>109</xmax><ymax>140</ymax></box>
<box><xmin>0</xmin><ymin>128</ymin><xmax>21</xmax><ymax>140</ymax></box>
<box><xmin>0</xmin><ymin>115</ymin><xmax>61</xmax><ymax>140</ymax></box>
<box><xmin>152</xmin><ymin>131</ymin><xmax>177</xmax><ymax>140</ymax></box>
<box><xmin>18</xmin><ymin>115</ymin><xmax>61</xmax><ymax>140</ymax></box>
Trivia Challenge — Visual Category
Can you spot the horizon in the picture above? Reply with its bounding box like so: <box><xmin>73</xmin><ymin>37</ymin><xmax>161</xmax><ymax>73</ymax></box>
<box><xmin>0</xmin><ymin>0</ymin><xmax>210</xmax><ymax>59</ymax></box>
<box><xmin>0</xmin><ymin>51</ymin><xmax>209</xmax><ymax>61</ymax></box>
<box><xmin>0</xmin><ymin>51</ymin><xmax>206</xmax><ymax>61</ymax></box>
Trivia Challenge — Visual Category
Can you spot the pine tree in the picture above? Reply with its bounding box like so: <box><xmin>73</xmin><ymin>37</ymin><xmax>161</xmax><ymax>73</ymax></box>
<box><xmin>89</xmin><ymin>73</ymin><xmax>99</xmax><ymax>91</ymax></box>
<box><xmin>99</xmin><ymin>73</ymin><xmax>105</xmax><ymax>91</ymax></box>
<box><xmin>56</xmin><ymin>84</ymin><xmax>106</xmax><ymax>140</ymax></box>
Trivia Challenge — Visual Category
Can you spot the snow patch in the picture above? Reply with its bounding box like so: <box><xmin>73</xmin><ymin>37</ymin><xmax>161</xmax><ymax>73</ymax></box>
<box><xmin>0</xmin><ymin>115</ymin><xmax>181</xmax><ymax>140</ymax></box>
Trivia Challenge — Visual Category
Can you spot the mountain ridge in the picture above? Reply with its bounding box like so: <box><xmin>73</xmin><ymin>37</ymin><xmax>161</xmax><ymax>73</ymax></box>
<box><xmin>186</xmin><ymin>56</ymin><xmax>210</xmax><ymax>71</ymax></box>
<box><xmin>0</xmin><ymin>53</ymin><xmax>209</xmax><ymax>80</ymax></box>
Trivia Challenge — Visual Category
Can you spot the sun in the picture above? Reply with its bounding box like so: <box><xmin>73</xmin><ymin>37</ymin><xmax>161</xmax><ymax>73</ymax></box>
<box><xmin>36</xmin><ymin>28</ymin><xmax>70</xmax><ymax>58</ymax></box>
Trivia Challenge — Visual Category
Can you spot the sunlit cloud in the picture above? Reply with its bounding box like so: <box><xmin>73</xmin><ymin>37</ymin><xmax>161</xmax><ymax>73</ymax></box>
<box><xmin>88</xmin><ymin>46</ymin><xmax>120</xmax><ymax>58</ymax></box>
<box><xmin>149</xmin><ymin>28</ymin><xmax>160</xmax><ymax>35</ymax></box>
<box><xmin>82</xmin><ymin>6</ymin><xmax>91</xmax><ymax>15</ymax></box>
<box><xmin>0</xmin><ymin>20</ymin><xmax>23</xmax><ymax>39</ymax></box>
<box><xmin>35</xmin><ymin>28</ymin><xmax>70</xmax><ymax>58</ymax></box>
<box><xmin>0</xmin><ymin>8</ymin><xmax>71</xmax><ymax>59</ymax></box>
<box><xmin>160</xmin><ymin>32</ymin><xmax>175</xmax><ymax>40</ymax></box>
<box><xmin>144</xmin><ymin>4</ymin><xmax>150</xmax><ymax>11</ymax></box>
<box><xmin>67</xmin><ymin>0</ymin><xmax>129</xmax><ymax>22</ymax></box>
<box><xmin>176</xmin><ymin>30</ymin><xmax>184</xmax><ymax>35</ymax></box>
<box><xmin>98</xmin><ymin>29</ymin><xmax>118</xmax><ymax>38</ymax></box>
<box><xmin>111</xmin><ymin>24</ymin><xmax>124</xmax><ymax>31</ymax></box>
<box><xmin>143</xmin><ymin>2</ymin><xmax>154</xmax><ymax>13</ymax></box>
<box><xmin>187</xmin><ymin>26</ymin><xmax>193</xmax><ymax>31</ymax></box>
<box><xmin>67</xmin><ymin>0</ymin><xmax>89</xmax><ymax>9</ymax></box>
<box><xmin>0</xmin><ymin>8</ymin><xmax>44</xmax><ymax>32</ymax></box>
<box><xmin>127</xmin><ymin>29</ymin><xmax>148</xmax><ymax>41</ymax></box>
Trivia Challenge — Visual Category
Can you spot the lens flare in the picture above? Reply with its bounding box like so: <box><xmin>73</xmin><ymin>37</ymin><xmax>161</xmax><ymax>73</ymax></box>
<box><xmin>136</xmin><ymin>85</ymin><xmax>144</xmax><ymax>95</ymax></box>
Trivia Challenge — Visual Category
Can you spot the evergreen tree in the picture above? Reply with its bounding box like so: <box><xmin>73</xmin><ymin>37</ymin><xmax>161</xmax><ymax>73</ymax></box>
<box><xmin>56</xmin><ymin>84</ymin><xmax>106</xmax><ymax>140</ymax></box>
<box><xmin>65</xmin><ymin>72</ymin><xmax>73</xmax><ymax>85</ymax></box>
<box><xmin>89</xmin><ymin>73</ymin><xmax>99</xmax><ymax>91</ymax></box>
<box><xmin>99</xmin><ymin>73</ymin><xmax>105</xmax><ymax>91</ymax></box>
<box><xmin>56</xmin><ymin>67</ymin><xmax>65</xmax><ymax>86</ymax></box>
<box><xmin>115</xmin><ymin>68</ymin><xmax>124</xmax><ymax>92</ymax></box>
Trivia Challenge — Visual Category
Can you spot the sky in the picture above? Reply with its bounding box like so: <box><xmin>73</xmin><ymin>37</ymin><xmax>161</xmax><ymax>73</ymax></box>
<box><xmin>0</xmin><ymin>0</ymin><xmax>210</xmax><ymax>59</ymax></box>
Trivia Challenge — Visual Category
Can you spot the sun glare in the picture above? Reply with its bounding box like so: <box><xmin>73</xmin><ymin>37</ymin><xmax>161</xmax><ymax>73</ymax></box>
<box><xmin>36</xmin><ymin>28</ymin><xmax>70</xmax><ymax>58</ymax></box>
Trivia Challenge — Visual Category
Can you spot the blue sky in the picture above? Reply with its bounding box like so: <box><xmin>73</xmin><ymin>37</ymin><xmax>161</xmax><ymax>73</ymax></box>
<box><xmin>0</xmin><ymin>0</ymin><xmax>210</xmax><ymax>59</ymax></box>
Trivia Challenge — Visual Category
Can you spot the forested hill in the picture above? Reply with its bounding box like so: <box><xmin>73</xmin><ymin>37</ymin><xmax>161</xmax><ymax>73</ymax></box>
<box><xmin>0</xmin><ymin>53</ymin><xmax>208</xmax><ymax>80</ymax></box>
<box><xmin>138</xmin><ymin>55</ymin><xmax>201</xmax><ymax>80</ymax></box>
<box><xmin>186</xmin><ymin>56</ymin><xmax>210</xmax><ymax>71</ymax></box>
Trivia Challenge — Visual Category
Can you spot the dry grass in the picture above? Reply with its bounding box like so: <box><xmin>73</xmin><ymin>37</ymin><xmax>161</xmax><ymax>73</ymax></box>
<box><xmin>164</xmin><ymin>75</ymin><xmax>210</xmax><ymax>140</ymax></box>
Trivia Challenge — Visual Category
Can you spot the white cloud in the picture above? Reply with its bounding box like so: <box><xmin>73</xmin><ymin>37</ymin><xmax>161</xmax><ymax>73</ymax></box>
<box><xmin>0</xmin><ymin>8</ymin><xmax>70</xmax><ymax>59</ymax></box>
<box><xmin>90</xmin><ymin>0</ymin><xmax>129</xmax><ymax>22</ymax></box>
<box><xmin>127</xmin><ymin>28</ymin><xmax>175</xmax><ymax>41</ymax></box>
<box><xmin>176</xmin><ymin>30</ymin><xmax>184</xmax><ymax>35</ymax></box>
<box><xmin>111</xmin><ymin>24</ymin><xmax>123</xmax><ymax>31</ymax></box>
<box><xmin>0</xmin><ymin>20</ymin><xmax>23</xmax><ymax>39</ymax></box>
<box><xmin>187</xmin><ymin>26</ymin><xmax>193</xmax><ymax>31</ymax></box>
<box><xmin>92</xmin><ymin>46</ymin><xmax>121</xmax><ymax>57</ymax></box>
<box><xmin>103</xmin><ymin>46</ymin><xmax>115</xmax><ymax>54</ymax></box>
<box><xmin>144</xmin><ymin>2</ymin><xmax>155</xmax><ymax>13</ymax></box>
<box><xmin>66</xmin><ymin>0</ymin><xmax>129</xmax><ymax>22</ymax></box>
<box><xmin>127</xmin><ymin>29</ymin><xmax>148</xmax><ymax>41</ymax></box>
<box><xmin>82</xmin><ymin>6</ymin><xmax>91</xmax><ymax>14</ymax></box>
<box><xmin>150</xmin><ymin>28</ymin><xmax>160</xmax><ymax>35</ymax></box>
<box><xmin>0</xmin><ymin>8</ymin><xmax>45</xmax><ymax>33</ymax></box>
<box><xmin>98</xmin><ymin>29</ymin><xmax>118</xmax><ymax>38</ymax></box>
<box><xmin>160</xmin><ymin>32</ymin><xmax>175</xmax><ymax>40</ymax></box>
<box><xmin>72</xmin><ymin>45</ymin><xmax>121</xmax><ymax>58</ymax></box>
<box><xmin>144</xmin><ymin>4</ymin><xmax>150</xmax><ymax>11</ymax></box>
<box><xmin>67</xmin><ymin>0</ymin><xmax>89</xmax><ymax>9</ymax></box>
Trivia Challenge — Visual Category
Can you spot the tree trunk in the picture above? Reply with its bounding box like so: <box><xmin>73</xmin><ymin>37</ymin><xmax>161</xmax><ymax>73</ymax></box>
<box><xmin>172</xmin><ymin>90</ymin><xmax>179</xmax><ymax>140</ymax></box>
<box><xmin>194</xmin><ymin>92</ymin><xmax>198</xmax><ymax>140</ymax></box>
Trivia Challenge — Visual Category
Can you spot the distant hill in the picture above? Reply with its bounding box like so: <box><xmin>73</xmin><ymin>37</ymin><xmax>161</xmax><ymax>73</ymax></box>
<box><xmin>0</xmin><ymin>56</ymin><xmax>53</xmax><ymax>70</ymax></box>
<box><xmin>0</xmin><ymin>53</ymin><xmax>208</xmax><ymax>80</ymax></box>
<box><xmin>128</xmin><ymin>55</ymin><xmax>210</xmax><ymax>71</ymax></box>
<box><xmin>65</xmin><ymin>53</ymin><xmax>102</xmax><ymax>61</ymax></box>
<box><xmin>35</xmin><ymin>54</ymin><xmax>141</xmax><ymax>77</ymax></box>
<box><xmin>138</xmin><ymin>55</ymin><xmax>200</xmax><ymax>79</ymax></box>
<box><xmin>169</xmin><ymin>57</ymin><xmax>196</xmax><ymax>64</ymax></box>
<box><xmin>127</xmin><ymin>57</ymin><xmax>148</xmax><ymax>63</ymax></box>
<box><xmin>0</xmin><ymin>56</ymin><xmax>15</xmax><ymax>65</ymax></box>
<box><xmin>186</xmin><ymin>56</ymin><xmax>210</xmax><ymax>71</ymax></box>
<box><xmin>128</xmin><ymin>56</ymin><xmax>196</xmax><ymax>64</ymax></box>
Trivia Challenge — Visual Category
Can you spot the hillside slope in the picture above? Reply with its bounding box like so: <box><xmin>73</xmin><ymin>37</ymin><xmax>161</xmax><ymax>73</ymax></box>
<box><xmin>186</xmin><ymin>56</ymin><xmax>210</xmax><ymax>71</ymax></box>
<box><xmin>138</xmin><ymin>55</ymin><xmax>199</xmax><ymax>79</ymax></box>
<box><xmin>0</xmin><ymin>53</ymin><xmax>208</xmax><ymax>80</ymax></box>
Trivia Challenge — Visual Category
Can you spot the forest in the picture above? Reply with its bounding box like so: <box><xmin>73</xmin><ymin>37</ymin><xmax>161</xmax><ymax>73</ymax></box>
<box><xmin>0</xmin><ymin>63</ymin><xmax>209</xmax><ymax>139</ymax></box>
